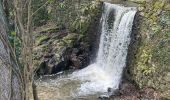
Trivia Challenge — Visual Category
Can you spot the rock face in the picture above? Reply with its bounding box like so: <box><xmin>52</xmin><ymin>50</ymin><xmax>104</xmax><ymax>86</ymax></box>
<box><xmin>34</xmin><ymin>30</ymin><xmax>91</xmax><ymax>75</ymax></box>
<box><xmin>34</xmin><ymin>0</ymin><xmax>102</xmax><ymax>75</ymax></box>
<box><xmin>125</xmin><ymin>0</ymin><xmax>170</xmax><ymax>99</ymax></box>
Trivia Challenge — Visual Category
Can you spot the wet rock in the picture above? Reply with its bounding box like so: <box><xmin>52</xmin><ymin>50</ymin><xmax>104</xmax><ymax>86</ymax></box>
<box><xmin>51</xmin><ymin>61</ymin><xmax>70</xmax><ymax>74</ymax></box>
<box><xmin>36</xmin><ymin>61</ymin><xmax>48</xmax><ymax>75</ymax></box>
<box><xmin>70</xmin><ymin>54</ymin><xmax>81</xmax><ymax>69</ymax></box>
<box><xmin>109</xmin><ymin>81</ymin><xmax>140</xmax><ymax>99</ymax></box>
<box><xmin>98</xmin><ymin>96</ymin><xmax>109</xmax><ymax>100</ymax></box>
<box><xmin>140</xmin><ymin>88</ymin><xmax>160</xmax><ymax>100</ymax></box>
<box><xmin>34</xmin><ymin>29</ymin><xmax>91</xmax><ymax>75</ymax></box>
<box><xmin>108</xmin><ymin>81</ymin><xmax>162</xmax><ymax>100</ymax></box>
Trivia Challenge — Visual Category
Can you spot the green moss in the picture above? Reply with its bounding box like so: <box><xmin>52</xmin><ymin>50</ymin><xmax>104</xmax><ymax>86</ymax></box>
<box><xmin>139</xmin><ymin>0</ymin><xmax>166</xmax><ymax>28</ymax></box>
<box><xmin>152</xmin><ymin>32</ymin><xmax>170</xmax><ymax>66</ymax></box>
<box><xmin>160</xmin><ymin>97</ymin><xmax>170</xmax><ymax>100</ymax></box>
<box><xmin>36</xmin><ymin>35</ymin><xmax>49</xmax><ymax>45</ymax></box>
<box><xmin>125</xmin><ymin>0</ymin><xmax>170</xmax><ymax>96</ymax></box>
<box><xmin>62</xmin><ymin>33</ymin><xmax>78</xmax><ymax>45</ymax></box>
<box><xmin>136</xmin><ymin>45</ymin><xmax>156</xmax><ymax>76</ymax></box>
<box><xmin>41</xmin><ymin>27</ymin><xmax>59</xmax><ymax>33</ymax></box>
<box><xmin>134</xmin><ymin>30</ymin><xmax>170</xmax><ymax>90</ymax></box>
<box><xmin>153</xmin><ymin>1</ymin><xmax>165</xmax><ymax>10</ymax></box>
<box><xmin>130</xmin><ymin>0</ymin><xmax>146</xmax><ymax>4</ymax></box>
<box><xmin>159</xmin><ymin>11</ymin><xmax>170</xmax><ymax>28</ymax></box>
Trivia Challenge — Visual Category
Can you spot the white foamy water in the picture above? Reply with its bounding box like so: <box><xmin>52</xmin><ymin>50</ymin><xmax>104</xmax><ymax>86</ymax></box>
<box><xmin>71</xmin><ymin>2</ymin><xmax>137</xmax><ymax>96</ymax></box>
<box><xmin>36</xmin><ymin>2</ymin><xmax>137</xmax><ymax>99</ymax></box>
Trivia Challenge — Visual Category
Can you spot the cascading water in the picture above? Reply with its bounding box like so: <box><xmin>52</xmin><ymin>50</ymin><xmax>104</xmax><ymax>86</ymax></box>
<box><xmin>36</xmin><ymin>2</ymin><xmax>137</xmax><ymax>99</ymax></box>
<box><xmin>71</xmin><ymin>2</ymin><xmax>137</xmax><ymax>96</ymax></box>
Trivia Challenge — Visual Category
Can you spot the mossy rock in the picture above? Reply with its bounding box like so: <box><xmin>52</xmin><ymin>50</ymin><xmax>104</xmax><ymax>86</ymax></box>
<box><xmin>129</xmin><ymin>0</ymin><xmax>170</xmax><ymax>97</ymax></box>
<box><xmin>40</xmin><ymin>27</ymin><xmax>60</xmax><ymax>33</ymax></box>
<box><xmin>133</xmin><ymin>31</ymin><xmax>170</xmax><ymax>91</ymax></box>
<box><xmin>62</xmin><ymin>33</ymin><xmax>78</xmax><ymax>41</ymax></box>
<box><xmin>128</xmin><ymin>0</ymin><xmax>146</xmax><ymax>4</ymax></box>
<box><xmin>62</xmin><ymin>33</ymin><xmax>78</xmax><ymax>45</ymax></box>
<box><xmin>36</xmin><ymin>35</ymin><xmax>50</xmax><ymax>45</ymax></box>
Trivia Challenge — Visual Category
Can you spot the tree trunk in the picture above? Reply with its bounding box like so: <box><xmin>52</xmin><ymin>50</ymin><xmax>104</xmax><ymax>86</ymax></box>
<box><xmin>0</xmin><ymin>1</ymin><xmax>23</xmax><ymax>100</ymax></box>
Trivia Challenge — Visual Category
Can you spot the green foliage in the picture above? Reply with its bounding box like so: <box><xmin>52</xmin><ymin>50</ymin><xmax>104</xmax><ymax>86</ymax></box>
<box><xmin>59</xmin><ymin>2</ymin><xmax>66</xmax><ymax>9</ymax></box>
<box><xmin>71</xmin><ymin>17</ymin><xmax>90</xmax><ymax>34</ymax></box>
<box><xmin>136</xmin><ymin>46</ymin><xmax>156</xmax><ymax>76</ymax></box>
<box><xmin>139</xmin><ymin>0</ymin><xmax>166</xmax><ymax>28</ymax></box>
<box><xmin>8</xmin><ymin>31</ymin><xmax>21</xmax><ymax>59</ymax></box>
<box><xmin>32</xmin><ymin>0</ymin><xmax>49</xmax><ymax>26</ymax></box>
<box><xmin>70</xmin><ymin>0</ymin><xmax>101</xmax><ymax>34</ymax></box>
<box><xmin>48</xmin><ymin>0</ymin><xmax>54</xmax><ymax>3</ymax></box>
<box><xmin>153</xmin><ymin>1</ymin><xmax>165</xmax><ymax>10</ymax></box>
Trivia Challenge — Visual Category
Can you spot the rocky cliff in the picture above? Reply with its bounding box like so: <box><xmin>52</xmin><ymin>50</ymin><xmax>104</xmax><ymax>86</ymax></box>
<box><xmin>126</xmin><ymin>0</ymin><xmax>170</xmax><ymax>98</ymax></box>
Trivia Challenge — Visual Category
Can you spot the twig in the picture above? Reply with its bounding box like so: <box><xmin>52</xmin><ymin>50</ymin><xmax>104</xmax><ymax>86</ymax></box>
<box><xmin>31</xmin><ymin>0</ymin><xmax>49</xmax><ymax>17</ymax></box>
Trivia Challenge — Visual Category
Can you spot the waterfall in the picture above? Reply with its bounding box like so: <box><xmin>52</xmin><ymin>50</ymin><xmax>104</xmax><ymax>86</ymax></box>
<box><xmin>36</xmin><ymin>2</ymin><xmax>137</xmax><ymax>99</ymax></box>
<box><xmin>72</xmin><ymin>2</ymin><xmax>137</xmax><ymax>96</ymax></box>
